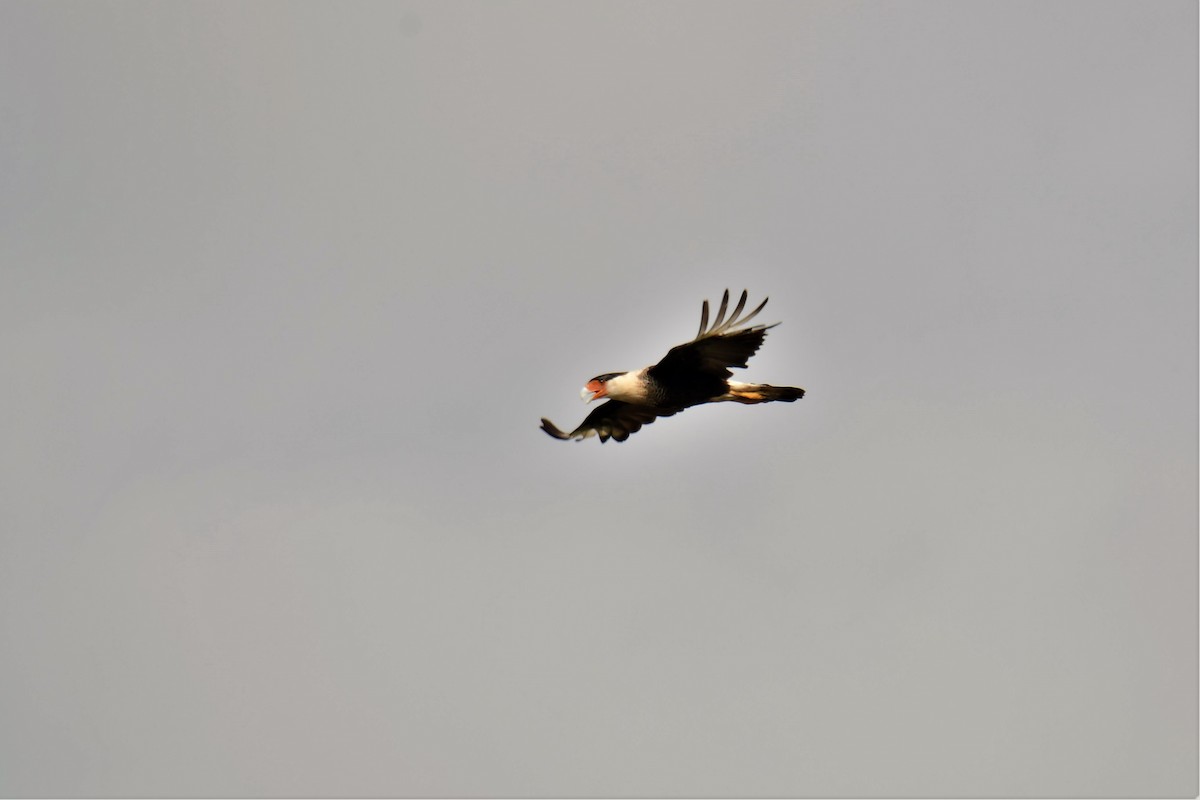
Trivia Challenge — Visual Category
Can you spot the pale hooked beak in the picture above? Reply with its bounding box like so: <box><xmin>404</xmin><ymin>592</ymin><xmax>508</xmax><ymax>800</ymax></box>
<box><xmin>581</xmin><ymin>379</ymin><xmax>605</xmax><ymax>403</ymax></box>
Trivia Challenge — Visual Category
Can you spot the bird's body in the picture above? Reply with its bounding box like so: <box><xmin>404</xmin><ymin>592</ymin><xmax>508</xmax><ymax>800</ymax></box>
<box><xmin>540</xmin><ymin>290</ymin><xmax>805</xmax><ymax>443</ymax></box>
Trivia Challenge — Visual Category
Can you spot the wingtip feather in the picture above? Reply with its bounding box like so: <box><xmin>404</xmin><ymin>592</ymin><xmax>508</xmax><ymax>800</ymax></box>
<box><xmin>710</xmin><ymin>289</ymin><xmax>731</xmax><ymax>331</ymax></box>
<box><xmin>540</xmin><ymin>418</ymin><xmax>572</xmax><ymax>440</ymax></box>
<box><xmin>734</xmin><ymin>295</ymin><xmax>769</xmax><ymax>330</ymax></box>
<box><xmin>702</xmin><ymin>289</ymin><xmax>770</xmax><ymax>335</ymax></box>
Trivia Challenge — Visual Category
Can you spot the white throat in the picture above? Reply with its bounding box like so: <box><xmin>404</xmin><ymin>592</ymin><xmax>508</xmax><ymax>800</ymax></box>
<box><xmin>604</xmin><ymin>369</ymin><xmax>648</xmax><ymax>403</ymax></box>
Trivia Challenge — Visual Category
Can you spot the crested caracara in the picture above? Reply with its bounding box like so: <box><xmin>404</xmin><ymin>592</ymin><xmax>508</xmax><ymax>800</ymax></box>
<box><xmin>540</xmin><ymin>289</ymin><xmax>805</xmax><ymax>443</ymax></box>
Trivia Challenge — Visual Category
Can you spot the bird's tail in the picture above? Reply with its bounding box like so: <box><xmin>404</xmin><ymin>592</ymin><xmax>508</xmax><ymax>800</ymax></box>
<box><xmin>723</xmin><ymin>381</ymin><xmax>805</xmax><ymax>404</ymax></box>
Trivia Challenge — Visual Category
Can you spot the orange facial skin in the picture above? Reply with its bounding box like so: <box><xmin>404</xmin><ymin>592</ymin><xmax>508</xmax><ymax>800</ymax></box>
<box><xmin>583</xmin><ymin>379</ymin><xmax>607</xmax><ymax>402</ymax></box>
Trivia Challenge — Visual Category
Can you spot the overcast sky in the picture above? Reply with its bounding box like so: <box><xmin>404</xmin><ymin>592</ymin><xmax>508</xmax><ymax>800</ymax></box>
<box><xmin>1</xmin><ymin>2</ymin><xmax>1195</xmax><ymax>797</ymax></box>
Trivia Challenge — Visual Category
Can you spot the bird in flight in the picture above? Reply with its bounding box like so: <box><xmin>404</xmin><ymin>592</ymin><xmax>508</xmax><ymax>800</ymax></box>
<box><xmin>540</xmin><ymin>289</ymin><xmax>805</xmax><ymax>443</ymax></box>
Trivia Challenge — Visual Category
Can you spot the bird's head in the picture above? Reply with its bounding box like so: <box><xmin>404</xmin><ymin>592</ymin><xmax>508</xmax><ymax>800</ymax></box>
<box><xmin>581</xmin><ymin>372</ymin><xmax>625</xmax><ymax>402</ymax></box>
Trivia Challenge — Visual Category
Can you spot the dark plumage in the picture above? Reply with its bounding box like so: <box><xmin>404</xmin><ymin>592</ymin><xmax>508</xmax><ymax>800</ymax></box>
<box><xmin>540</xmin><ymin>290</ymin><xmax>805</xmax><ymax>443</ymax></box>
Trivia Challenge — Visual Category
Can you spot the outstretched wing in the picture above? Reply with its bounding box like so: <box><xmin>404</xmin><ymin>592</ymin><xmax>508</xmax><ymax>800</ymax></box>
<box><xmin>649</xmin><ymin>289</ymin><xmax>776</xmax><ymax>382</ymax></box>
<box><xmin>540</xmin><ymin>401</ymin><xmax>681</xmax><ymax>443</ymax></box>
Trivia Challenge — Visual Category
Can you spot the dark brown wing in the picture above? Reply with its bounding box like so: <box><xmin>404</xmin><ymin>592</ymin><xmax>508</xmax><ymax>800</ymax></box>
<box><xmin>540</xmin><ymin>401</ymin><xmax>681</xmax><ymax>443</ymax></box>
<box><xmin>649</xmin><ymin>289</ymin><xmax>776</xmax><ymax>383</ymax></box>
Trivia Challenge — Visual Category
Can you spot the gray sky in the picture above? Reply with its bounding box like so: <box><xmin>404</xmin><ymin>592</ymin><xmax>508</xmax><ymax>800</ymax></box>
<box><xmin>1</xmin><ymin>2</ymin><xmax>1195</xmax><ymax>796</ymax></box>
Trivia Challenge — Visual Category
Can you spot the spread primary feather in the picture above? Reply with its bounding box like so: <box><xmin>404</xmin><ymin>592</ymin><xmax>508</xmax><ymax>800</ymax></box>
<box><xmin>540</xmin><ymin>290</ymin><xmax>805</xmax><ymax>443</ymax></box>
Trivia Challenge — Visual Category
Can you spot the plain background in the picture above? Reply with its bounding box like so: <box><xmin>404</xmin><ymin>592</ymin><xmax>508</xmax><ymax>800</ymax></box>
<box><xmin>1</xmin><ymin>2</ymin><xmax>1195</xmax><ymax>796</ymax></box>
